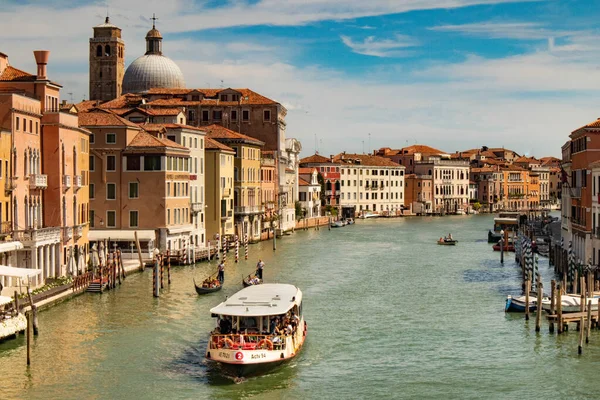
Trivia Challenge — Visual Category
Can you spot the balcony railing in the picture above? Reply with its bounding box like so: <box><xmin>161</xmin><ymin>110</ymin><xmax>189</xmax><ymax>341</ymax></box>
<box><xmin>191</xmin><ymin>202</ymin><xmax>203</xmax><ymax>213</ymax></box>
<box><xmin>62</xmin><ymin>175</ymin><xmax>71</xmax><ymax>190</ymax></box>
<box><xmin>235</xmin><ymin>205</ymin><xmax>264</xmax><ymax>215</ymax></box>
<box><xmin>220</xmin><ymin>210</ymin><xmax>233</xmax><ymax>220</ymax></box>
<box><xmin>570</xmin><ymin>187</ymin><xmax>581</xmax><ymax>198</ymax></box>
<box><xmin>29</xmin><ymin>174</ymin><xmax>48</xmax><ymax>190</ymax></box>
<box><xmin>73</xmin><ymin>175</ymin><xmax>83</xmax><ymax>191</ymax></box>
<box><xmin>74</xmin><ymin>225</ymin><xmax>83</xmax><ymax>239</ymax></box>
<box><xmin>62</xmin><ymin>226</ymin><xmax>73</xmax><ymax>242</ymax></box>
<box><xmin>13</xmin><ymin>227</ymin><xmax>61</xmax><ymax>243</ymax></box>
<box><xmin>5</xmin><ymin>177</ymin><xmax>16</xmax><ymax>193</ymax></box>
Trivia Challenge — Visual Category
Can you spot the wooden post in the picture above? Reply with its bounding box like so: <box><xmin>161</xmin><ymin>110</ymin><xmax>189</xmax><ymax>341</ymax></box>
<box><xmin>579</xmin><ymin>315</ymin><xmax>584</xmax><ymax>354</ymax></box>
<box><xmin>525</xmin><ymin>273</ymin><xmax>531</xmax><ymax>321</ymax></box>
<box><xmin>153</xmin><ymin>258</ymin><xmax>160</xmax><ymax>297</ymax></box>
<box><xmin>557</xmin><ymin>284</ymin><xmax>563</xmax><ymax>334</ymax></box>
<box><xmin>134</xmin><ymin>231</ymin><xmax>144</xmax><ymax>272</ymax></box>
<box><xmin>500</xmin><ymin>238</ymin><xmax>504</xmax><ymax>264</ymax></box>
<box><xmin>117</xmin><ymin>250</ymin><xmax>122</xmax><ymax>285</ymax></box>
<box><xmin>26</xmin><ymin>287</ymin><xmax>38</xmax><ymax>335</ymax></box>
<box><xmin>550</xmin><ymin>280</ymin><xmax>556</xmax><ymax>333</ymax></box>
<box><xmin>586</xmin><ymin>300</ymin><xmax>592</xmax><ymax>344</ymax></box>
<box><xmin>535</xmin><ymin>281</ymin><xmax>543</xmax><ymax>332</ymax></box>
<box><xmin>167</xmin><ymin>249</ymin><xmax>171</xmax><ymax>285</ymax></box>
<box><xmin>160</xmin><ymin>254</ymin><xmax>164</xmax><ymax>289</ymax></box>
<box><xmin>26</xmin><ymin>310</ymin><xmax>31</xmax><ymax>365</ymax></box>
<box><xmin>13</xmin><ymin>290</ymin><xmax>19</xmax><ymax>313</ymax></box>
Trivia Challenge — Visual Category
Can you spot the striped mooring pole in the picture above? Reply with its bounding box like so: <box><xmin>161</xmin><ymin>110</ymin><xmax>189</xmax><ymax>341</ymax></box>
<box><xmin>244</xmin><ymin>233</ymin><xmax>248</xmax><ymax>260</ymax></box>
<box><xmin>223</xmin><ymin>237</ymin><xmax>227</xmax><ymax>264</ymax></box>
<box><xmin>235</xmin><ymin>235</ymin><xmax>239</xmax><ymax>263</ymax></box>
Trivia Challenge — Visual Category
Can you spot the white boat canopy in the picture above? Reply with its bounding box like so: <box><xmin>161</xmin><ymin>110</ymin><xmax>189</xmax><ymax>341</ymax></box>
<box><xmin>210</xmin><ymin>284</ymin><xmax>302</xmax><ymax>317</ymax></box>
<box><xmin>88</xmin><ymin>230</ymin><xmax>155</xmax><ymax>241</ymax></box>
<box><xmin>0</xmin><ymin>265</ymin><xmax>42</xmax><ymax>278</ymax></box>
<box><xmin>0</xmin><ymin>296</ymin><xmax>13</xmax><ymax>306</ymax></box>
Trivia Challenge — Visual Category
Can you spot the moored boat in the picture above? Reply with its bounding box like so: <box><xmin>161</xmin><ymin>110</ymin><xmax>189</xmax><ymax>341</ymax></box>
<box><xmin>438</xmin><ymin>238</ymin><xmax>458</xmax><ymax>245</ymax></box>
<box><xmin>242</xmin><ymin>273</ymin><xmax>263</xmax><ymax>287</ymax></box>
<box><xmin>505</xmin><ymin>294</ymin><xmax>542</xmax><ymax>312</ymax></box>
<box><xmin>346</xmin><ymin>218</ymin><xmax>355</xmax><ymax>225</ymax></box>
<box><xmin>194</xmin><ymin>278</ymin><xmax>222</xmax><ymax>295</ymax></box>
<box><xmin>330</xmin><ymin>220</ymin><xmax>345</xmax><ymax>228</ymax></box>
<box><xmin>205</xmin><ymin>284</ymin><xmax>307</xmax><ymax>378</ymax></box>
<box><xmin>488</xmin><ymin>230</ymin><xmax>502</xmax><ymax>243</ymax></box>
<box><xmin>541</xmin><ymin>294</ymin><xmax>600</xmax><ymax>313</ymax></box>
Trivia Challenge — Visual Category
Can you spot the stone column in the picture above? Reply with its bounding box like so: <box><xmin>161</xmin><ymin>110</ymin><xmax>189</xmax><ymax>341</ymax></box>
<box><xmin>38</xmin><ymin>246</ymin><xmax>44</xmax><ymax>285</ymax></box>
<box><xmin>44</xmin><ymin>245</ymin><xmax>50</xmax><ymax>279</ymax></box>
<box><xmin>51</xmin><ymin>243</ymin><xmax>58</xmax><ymax>277</ymax></box>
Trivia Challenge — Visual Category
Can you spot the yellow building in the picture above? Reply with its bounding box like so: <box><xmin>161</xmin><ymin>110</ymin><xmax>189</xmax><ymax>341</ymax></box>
<box><xmin>204</xmin><ymin>137</ymin><xmax>235</xmax><ymax>239</ymax></box>
<box><xmin>203</xmin><ymin>124</ymin><xmax>264</xmax><ymax>241</ymax></box>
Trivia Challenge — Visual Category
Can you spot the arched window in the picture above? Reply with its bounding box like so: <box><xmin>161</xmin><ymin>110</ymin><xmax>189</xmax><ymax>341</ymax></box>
<box><xmin>105</xmin><ymin>45</ymin><xmax>111</xmax><ymax>56</ymax></box>
<box><xmin>326</xmin><ymin>181</ymin><xmax>332</xmax><ymax>191</ymax></box>
<box><xmin>335</xmin><ymin>181</ymin><xmax>341</xmax><ymax>191</ymax></box>
<box><xmin>96</xmin><ymin>45</ymin><xmax>102</xmax><ymax>57</ymax></box>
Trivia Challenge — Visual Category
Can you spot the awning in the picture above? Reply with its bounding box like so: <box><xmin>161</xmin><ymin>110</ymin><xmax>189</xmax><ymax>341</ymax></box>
<box><xmin>0</xmin><ymin>241</ymin><xmax>24</xmax><ymax>253</ymax></box>
<box><xmin>0</xmin><ymin>265</ymin><xmax>42</xmax><ymax>278</ymax></box>
<box><xmin>0</xmin><ymin>296</ymin><xmax>13</xmax><ymax>306</ymax></box>
<box><xmin>88</xmin><ymin>230</ymin><xmax>156</xmax><ymax>241</ymax></box>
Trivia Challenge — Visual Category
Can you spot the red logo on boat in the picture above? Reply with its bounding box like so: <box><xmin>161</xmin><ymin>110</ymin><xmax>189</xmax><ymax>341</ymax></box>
<box><xmin>235</xmin><ymin>352</ymin><xmax>244</xmax><ymax>360</ymax></box>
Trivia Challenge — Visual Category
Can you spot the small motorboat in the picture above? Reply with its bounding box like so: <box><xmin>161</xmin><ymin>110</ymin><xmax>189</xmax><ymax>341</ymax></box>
<box><xmin>359</xmin><ymin>212</ymin><xmax>379</xmax><ymax>219</ymax></box>
<box><xmin>346</xmin><ymin>218</ymin><xmax>355</xmax><ymax>225</ymax></box>
<box><xmin>455</xmin><ymin>208</ymin><xmax>465</xmax><ymax>215</ymax></box>
<box><xmin>505</xmin><ymin>294</ymin><xmax>540</xmax><ymax>312</ymax></box>
<box><xmin>438</xmin><ymin>238</ymin><xmax>458</xmax><ymax>245</ymax></box>
<box><xmin>194</xmin><ymin>277</ymin><xmax>222</xmax><ymax>295</ymax></box>
<box><xmin>541</xmin><ymin>295</ymin><xmax>600</xmax><ymax>313</ymax></box>
<box><xmin>330</xmin><ymin>220</ymin><xmax>345</xmax><ymax>228</ymax></box>
<box><xmin>242</xmin><ymin>273</ymin><xmax>263</xmax><ymax>287</ymax></box>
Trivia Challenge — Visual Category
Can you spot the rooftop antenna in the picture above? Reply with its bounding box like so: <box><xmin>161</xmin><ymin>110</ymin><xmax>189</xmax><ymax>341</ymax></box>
<box><xmin>368</xmin><ymin>133</ymin><xmax>371</xmax><ymax>154</ymax></box>
<box><xmin>314</xmin><ymin>133</ymin><xmax>317</xmax><ymax>154</ymax></box>
<box><xmin>105</xmin><ymin>5</ymin><xmax>109</xmax><ymax>23</ymax></box>
<box><xmin>150</xmin><ymin>13</ymin><xmax>158</xmax><ymax>29</ymax></box>
<box><xmin>362</xmin><ymin>140</ymin><xmax>365</xmax><ymax>154</ymax></box>
<box><xmin>67</xmin><ymin>92</ymin><xmax>74</xmax><ymax>103</ymax></box>
<box><xmin>220</xmin><ymin>79</ymin><xmax>224</xmax><ymax>88</ymax></box>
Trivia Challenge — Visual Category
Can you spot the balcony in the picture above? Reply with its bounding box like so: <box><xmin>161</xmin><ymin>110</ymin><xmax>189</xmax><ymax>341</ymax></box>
<box><xmin>62</xmin><ymin>226</ymin><xmax>73</xmax><ymax>242</ymax></box>
<box><xmin>508</xmin><ymin>193</ymin><xmax>525</xmax><ymax>199</ymax></box>
<box><xmin>62</xmin><ymin>175</ymin><xmax>71</xmax><ymax>190</ymax></box>
<box><xmin>325</xmin><ymin>190</ymin><xmax>333</xmax><ymax>196</ymax></box>
<box><xmin>74</xmin><ymin>224</ymin><xmax>83</xmax><ymax>239</ymax></box>
<box><xmin>29</xmin><ymin>174</ymin><xmax>48</xmax><ymax>190</ymax></box>
<box><xmin>220</xmin><ymin>210</ymin><xmax>233</xmax><ymax>221</ymax></box>
<box><xmin>4</xmin><ymin>177</ymin><xmax>16</xmax><ymax>193</ymax></box>
<box><xmin>13</xmin><ymin>227</ymin><xmax>61</xmax><ymax>243</ymax></box>
<box><xmin>235</xmin><ymin>205</ymin><xmax>264</xmax><ymax>215</ymax></box>
<box><xmin>570</xmin><ymin>187</ymin><xmax>581</xmax><ymax>198</ymax></box>
<box><xmin>191</xmin><ymin>202</ymin><xmax>203</xmax><ymax>213</ymax></box>
<box><xmin>73</xmin><ymin>175</ymin><xmax>83</xmax><ymax>191</ymax></box>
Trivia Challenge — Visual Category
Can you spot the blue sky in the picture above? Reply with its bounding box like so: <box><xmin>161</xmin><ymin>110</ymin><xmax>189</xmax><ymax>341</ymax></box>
<box><xmin>2</xmin><ymin>0</ymin><xmax>600</xmax><ymax>157</ymax></box>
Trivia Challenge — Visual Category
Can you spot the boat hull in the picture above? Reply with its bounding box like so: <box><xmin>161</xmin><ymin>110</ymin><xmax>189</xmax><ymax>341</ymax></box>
<box><xmin>194</xmin><ymin>279</ymin><xmax>222</xmax><ymax>295</ymax></box>
<box><xmin>505</xmin><ymin>295</ymin><xmax>537</xmax><ymax>312</ymax></box>
<box><xmin>438</xmin><ymin>240</ymin><xmax>457</xmax><ymax>245</ymax></box>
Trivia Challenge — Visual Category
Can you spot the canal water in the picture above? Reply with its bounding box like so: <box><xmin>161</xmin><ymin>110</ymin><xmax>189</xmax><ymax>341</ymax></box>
<box><xmin>1</xmin><ymin>215</ymin><xmax>598</xmax><ymax>399</ymax></box>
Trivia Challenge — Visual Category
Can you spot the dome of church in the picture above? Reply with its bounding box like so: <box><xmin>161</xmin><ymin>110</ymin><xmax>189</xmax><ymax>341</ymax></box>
<box><xmin>122</xmin><ymin>54</ymin><xmax>185</xmax><ymax>94</ymax></box>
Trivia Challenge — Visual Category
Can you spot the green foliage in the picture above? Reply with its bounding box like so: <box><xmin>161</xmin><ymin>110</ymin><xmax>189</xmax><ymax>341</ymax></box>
<box><xmin>17</xmin><ymin>276</ymin><xmax>74</xmax><ymax>299</ymax></box>
<box><xmin>472</xmin><ymin>202</ymin><xmax>482</xmax><ymax>211</ymax></box>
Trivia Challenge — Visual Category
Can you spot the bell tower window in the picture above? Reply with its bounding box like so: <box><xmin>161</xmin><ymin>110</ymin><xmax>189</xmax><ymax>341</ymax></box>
<box><xmin>105</xmin><ymin>45</ymin><xmax>111</xmax><ymax>56</ymax></box>
<box><xmin>96</xmin><ymin>45</ymin><xmax>102</xmax><ymax>57</ymax></box>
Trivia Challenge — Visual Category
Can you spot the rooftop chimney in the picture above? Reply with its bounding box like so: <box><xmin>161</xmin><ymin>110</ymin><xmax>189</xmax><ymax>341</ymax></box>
<box><xmin>33</xmin><ymin>50</ymin><xmax>50</xmax><ymax>80</ymax></box>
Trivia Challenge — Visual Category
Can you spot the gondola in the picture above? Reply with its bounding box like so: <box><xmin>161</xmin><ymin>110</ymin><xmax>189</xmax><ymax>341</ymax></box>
<box><xmin>437</xmin><ymin>238</ymin><xmax>458</xmax><ymax>245</ymax></box>
<box><xmin>242</xmin><ymin>272</ymin><xmax>263</xmax><ymax>287</ymax></box>
<box><xmin>194</xmin><ymin>278</ymin><xmax>222</xmax><ymax>295</ymax></box>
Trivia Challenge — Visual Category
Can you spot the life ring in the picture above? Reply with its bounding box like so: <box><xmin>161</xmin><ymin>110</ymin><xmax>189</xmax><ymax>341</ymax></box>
<box><xmin>257</xmin><ymin>339</ymin><xmax>274</xmax><ymax>350</ymax></box>
<box><xmin>217</xmin><ymin>338</ymin><xmax>234</xmax><ymax>349</ymax></box>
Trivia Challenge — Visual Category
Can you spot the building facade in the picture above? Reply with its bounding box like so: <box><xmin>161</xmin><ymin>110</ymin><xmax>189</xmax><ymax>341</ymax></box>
<box><xmin>414</xmin><ymin>157</ymin><xmax>469</xmax><ymax>214</ymax></box>
<box><xmin>204</xmin><ymin>138</ymin><xmax>235</xmax><ymax>239</ymax></box>
<box><xmin>89</xmin><ymin>17</ymin><xmax>125</xmax><ymax>102</ymax></box>
<box><xmin>298</xmin><ymin>168</ymin><xmax>321</xmax><ymax>218</ymax></box>
<box><xmin>404</xmin><ymin>174</ymin><xmax>433</xmax><ymax>215</ymax></box>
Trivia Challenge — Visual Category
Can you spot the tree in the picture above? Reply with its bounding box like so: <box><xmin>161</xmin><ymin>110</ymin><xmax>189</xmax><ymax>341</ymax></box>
<box><xmin>295</xmin><ymin>201</ymin><xmax>305</xmax><ymax>220</ymax></box>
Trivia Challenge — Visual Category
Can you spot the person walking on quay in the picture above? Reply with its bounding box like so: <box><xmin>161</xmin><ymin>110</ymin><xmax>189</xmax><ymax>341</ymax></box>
<box><xmin>218</xmin><ymin>260</ymin><xmax>225</xmax><ymax>283</ymax></box>
<box><xmin>256</xmin><ymin>259</ymin><xmax>265</xmax><ymax>280</ymax></box>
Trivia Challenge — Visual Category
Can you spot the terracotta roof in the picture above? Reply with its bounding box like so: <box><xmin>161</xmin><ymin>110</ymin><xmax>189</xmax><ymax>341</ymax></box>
<box><xmin>333</xmin><ymin>153</ymin><xmax>401</xmax><ymax>167</ymax></box>
<box><xmin>78</xmin><ymin>109</ymin><xmax>140</xmax><ymax>128</ymax></box>
<box><xmin>109</xmin><ymin>108</ymin><xmax>134</xmax><ymax>116</ymax></box>
<box><xmin>514</xmin><ymin>156</ymin><xmax>538</xmax><ymax>164</ymax></box>
<box><xmin>203</xmin><ymin>124</ymin><xmax>264</xmax><ymax>146</ymax></box>
<box><xmin>502</xmin><ymin>165</ymin><xmax>526</xmax><ymax>171</ymax></box>
<box><xmin>146</xmin><ymin>107</ymin><xmax>182</xmax><ymax>116</ymax></box>
<box><xmin>399</xmin><ymin>145</ymin><xmax>447</xmax><ymax>155</ymax></box>
<box><xmin>146</xmin><ymin>88</ymin><xmax>279</xmax><ymax>105</ymax></box>
<box><xmin>138</xmin><ymin>123</ymin><xmax>205</xmax><ymax>132</ymax></box>
<box><xmin>298</xmin><ymin>167</ymin><xmax>316</xmax><ymax>174</ymax></box>
<box><xmin>0</xmin><ymin>65</ymin><xmax>36</xmax><ymax>82</ymax></box>
<box><xmin>298</xmin><ymin>177</ymin><xmax>311</xmax><ymax>186</ymax></box>
<box><xmin>127</xmin><ymin>130</ymin><xmax>187</xmax><ymax>150</ymax></box>
<box><xmin>74</xmin><ymin>100</ymin><xmax>101</xmax><ymax>113</ymax></box>
<box><xmin>205</xmin><ymin>137</ymin><xmax>234</xmax><ymax>152</ymax></box>
<box><xmin>98</xmin><ymin>93</ymin><xmax>144</xmax><ymax>109</ymax></box>
<box><xmin>540</xmin><ymin>156</ymin><xmax>560</xmax><ymax>166</ymax></box>
<box><xmin>471</xmin><ymin>167</ymin><xmax>495</xmax><ymax>173</ymax></box>
<box><xmin>299</xmin><ymin>154</ymin><xmax>333</xmax><ymax>164</ymax></box>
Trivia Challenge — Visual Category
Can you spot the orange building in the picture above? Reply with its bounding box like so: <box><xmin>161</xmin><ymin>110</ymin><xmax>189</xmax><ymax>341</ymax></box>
<box><xmin>0</xmin><ymin>50</ymin><xmax>90</xmax><ymax>285</ymax></box>
<box><xmin>404</xmin><ymin>174</ymin><xmax>433</xmax><ymax>215</ymax></box>
<box><xmin>81</xmin><ymin>109</ymin><xmax>192</xmax><ymax>254</ymax></box>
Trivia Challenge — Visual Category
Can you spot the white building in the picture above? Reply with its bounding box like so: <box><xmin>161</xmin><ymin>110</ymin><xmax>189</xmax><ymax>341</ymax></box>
<box><xmin>279</xmin><ymin>138</ymin><xmax>302</xmax><ymax>232</ymax></box>
<box><xmin>298</xmin><ymin>168</ymin><xmax>321</xmax><ymax>218</ymax></box>
<box><xmin>334</xmin><ymin>153</ymin><xmax>405</xmax><ymax>217</ymax></box>
<box><xmin>415</xmin><ymin>156</ymin><xmax>470</xmax><ymax>214</ymax></box>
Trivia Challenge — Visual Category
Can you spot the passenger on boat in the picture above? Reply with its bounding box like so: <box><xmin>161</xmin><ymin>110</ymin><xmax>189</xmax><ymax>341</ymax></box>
<box><xmin>448</xmin><ymin>233</ymin><xmax>453</xmax><ymax>240</ymax></box>
<box><xmin>249</xmin><ymin>276</ymin><xmax>260</xmax><ymax>285</ymax></box>
<box><xmin>256</xmin><ymin>259</ymin><xmax>265</xmax><ymax>279</ymax></box>
<box><xmin>270</xmin><ymin>317</ymin><xmax>281</xmax><ymax>335</ymax></box>
<box><xmin>219</xmin><ymin>317</ymin><xmax>232</xmax><ymax>334</ymax></box>
<box><xmin>218</xmin><ymin>261</ymin><xmax>225</xmax><ymax>283</ymax></box>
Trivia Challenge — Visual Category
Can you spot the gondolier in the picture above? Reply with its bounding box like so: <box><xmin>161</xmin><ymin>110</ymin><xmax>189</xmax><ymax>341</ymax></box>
<box><xmin>218</xmin><ymin>261</ymin><xmax>225</xmax><ymax>283</ymax></box>
<box><xmin>256</xmin><ymin>259</ymin><xmax>265</xmax><ymax>280</ymax></box>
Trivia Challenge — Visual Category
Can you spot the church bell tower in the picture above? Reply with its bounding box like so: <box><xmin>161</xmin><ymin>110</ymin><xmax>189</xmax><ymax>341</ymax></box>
<box><xmin>89</xmin><ymin>16</ymin><xmax>125</xmax><ymax>102</ymax></box>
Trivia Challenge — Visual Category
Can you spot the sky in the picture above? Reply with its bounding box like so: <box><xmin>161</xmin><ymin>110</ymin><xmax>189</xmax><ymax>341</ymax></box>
<box><xmin>1</xmin><ymin>0</ymin><xmax>598</xmax><ymax>158</ymax></box>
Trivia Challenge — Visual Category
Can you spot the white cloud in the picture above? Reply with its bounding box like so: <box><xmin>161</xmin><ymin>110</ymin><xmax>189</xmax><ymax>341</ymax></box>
<box><xmin>429</xmin><ymin>21</ymin><xmax>574</xmax><ymax>40</ymax></box>
<box><xmin>340</xmin><ymin>34</ymin><xmax>417</xmax><ymax>57</ymax></box>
